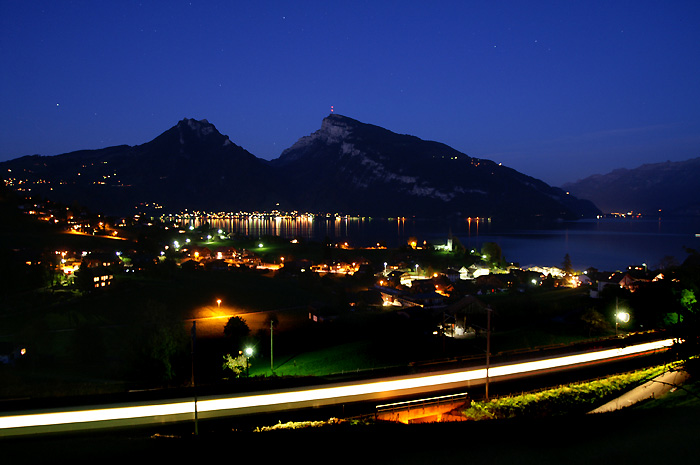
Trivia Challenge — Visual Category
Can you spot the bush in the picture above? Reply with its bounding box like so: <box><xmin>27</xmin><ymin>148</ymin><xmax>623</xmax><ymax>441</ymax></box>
<box><xmin>463</xmin><ymin>364</ymin><xmax>676</xmax><ymax>420</ymax></box>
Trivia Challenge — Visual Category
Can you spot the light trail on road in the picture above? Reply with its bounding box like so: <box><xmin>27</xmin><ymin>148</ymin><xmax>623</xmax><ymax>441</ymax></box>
<box><xmin>0</xmin><ymin>338</ymin><xmax>676</xmax><ymax>437</ymax></box>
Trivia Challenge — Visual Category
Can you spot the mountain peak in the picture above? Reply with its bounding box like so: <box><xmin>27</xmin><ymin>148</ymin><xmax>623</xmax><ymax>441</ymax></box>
<box><xmin>322</xmin><ymin>113</ymin><xmax>357</xmax><ymax>124</ymax></box>
<box><xmin>0</xmin><ymin>114</ymin><xmax>602</xmax><ymax>219</ymax></box>
<box><xmin>177</xmin><ymin>117</ymin><xmax>216</xmax><ymax>137</ymax></box>
<box><xmin>171</xmin><ymin>117</ymin><xmax>234</xmax><ymax>147</ymax></box>
<box><xmin>318</xmin><ymin>113</ymin><xmax>356</xmax><ymax>143</ymax></box>
<box><xmin>276</xmin><ymin>114</ymin><xmax>355</xmax><ymax>163</ymax></box>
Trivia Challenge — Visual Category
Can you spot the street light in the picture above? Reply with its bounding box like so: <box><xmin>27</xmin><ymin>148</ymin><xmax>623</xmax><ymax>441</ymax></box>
<box><xmin>615</xmin><ymin>297</ymin><xmax>630</xmax><ymax>337</ymax></box>
<box><xmin>616</xmin><ymin>310</ymin><xmax>630</xmax><ymax>336</ymax></box>
<box><xmin>216</xmin><ymin>299</ymin><xmax>221</xmax><ymax>308</ymax></box>
<box><xmin>244</xmin><ymin>347</ymin><xmax>253</xmax><ymax>377</ymax></box>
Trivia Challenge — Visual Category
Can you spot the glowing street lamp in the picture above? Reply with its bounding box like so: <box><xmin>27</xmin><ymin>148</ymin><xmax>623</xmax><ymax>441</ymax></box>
<box><xmin>244</xmin><ymin>347</ymin><xmax>254</xmax><ymax>376</ymax></box>
<box><xmin>216</xmin><ymin>299</ymin><xmax>222</xmax><ymax>308</ymax></box>
<box><xmin>615</xmin><ymin>297</ymin><xmax>630</xmax><ymax>337</ymax></box>
<box><xmin>616</xmin><ymin>310</ymin><xmax>630</xmax><ymax>337</ymax></box>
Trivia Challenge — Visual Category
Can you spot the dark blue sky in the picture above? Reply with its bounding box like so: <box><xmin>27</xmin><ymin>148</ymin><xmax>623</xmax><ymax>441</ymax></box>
<box><xmin>2</xmin><ymin>1</ymin><xmax>699</xmax><ymax>186</ymax></box>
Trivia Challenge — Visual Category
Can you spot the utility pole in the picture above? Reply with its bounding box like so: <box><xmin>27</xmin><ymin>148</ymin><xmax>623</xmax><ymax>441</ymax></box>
<box><xmin>442</xmin><ymin>312</ymin><xmax>446</xmax><ymax>353</ymax></box>
<box><xmin>486</xmin><ymin>306</ymin><xmax>492</xmax><ymax>401</ymax></box>
<box><xmin>191</xmin><ymin>320</ymin><xmax>198</xmax><ymax>436</ymax></box>
<box><xmin>270</xmin><ymin>319</ymin><xmax>274</xmax><ymax>372</ymax></box>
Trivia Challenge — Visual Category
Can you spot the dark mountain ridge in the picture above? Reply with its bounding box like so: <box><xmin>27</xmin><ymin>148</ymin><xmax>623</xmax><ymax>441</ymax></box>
<box><xmin>562</xmin><ymin>157</ymin><xmax>700</xmax><ymax>215</ymax></box>
<box><xmin>1</xmin><ymin>114</ymin><xmax>599</xmax><ymax>220</ymax></box>
<box><xmin>2</xmin><ymin>119</ymin><xmax>282</xmax><ymax>215</ymax></box>
<box><xmin>272</xmin><ymin>114</ymin><xmax>599</xmax><ymax>219</ymax></box>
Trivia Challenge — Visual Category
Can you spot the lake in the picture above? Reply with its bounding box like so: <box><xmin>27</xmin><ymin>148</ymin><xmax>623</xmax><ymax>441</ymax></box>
<box><xmin>172</xmin><ymin>214</ymin><xmax>700</xmax><ymax>272</ymax></box>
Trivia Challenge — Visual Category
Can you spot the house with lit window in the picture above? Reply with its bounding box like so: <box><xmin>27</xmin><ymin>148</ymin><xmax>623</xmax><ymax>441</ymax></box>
<box><xmin>439</xmin><ymin>295</ymin><xmax>490</xmax><ymax>339</ymax></box>
<box><xmin>186</xmin><ymin>246</ymin><xmax>211</xmax><ymax>260</ymax></box>
<box><xmin>618</xmin><ymin>268</ymin><xmax>664</xmax><ymax>292</ymax></box>
<box><xmin>213</xmin><ymin>246</ymin><xmax>238</xmax><ymax>260</ymax></box>
<box><xmin>90</xmin><ymin>265</ymin><xmax>113</xmax><ymax>288</ymax></box>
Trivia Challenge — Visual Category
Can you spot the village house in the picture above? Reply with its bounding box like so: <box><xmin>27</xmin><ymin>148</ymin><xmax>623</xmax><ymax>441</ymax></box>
<box><xmin>401</xmin><ymin>291</ymin><xmax>446</xmax><ymax>309</ymax></box>
<box><xmin>618</xmin><ymin>267</ymin><xmax>665</xmax><ymax>292</ymax></box>
<box><xmin>186</xmin><ymin>245</ymin><xmax>211</xmax><ymax>260</ymax></box>
<box><xmin>213</xmin><ymin>246</ymin><xmax>238</xmax><ymax>260</ymax></box>
<box><xmin>444</xmin><ymin>267</ymin><xmax>461</xmax><ymax>282</ymax></box>
<box><xmin>440</xmin><ymin>295</ymin><xmax>490</xmax><ymax>339</ymax></box>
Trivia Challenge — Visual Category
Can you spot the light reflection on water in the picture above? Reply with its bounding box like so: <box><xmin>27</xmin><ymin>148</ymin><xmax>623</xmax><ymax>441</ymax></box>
<box><xmin>174</xmin><ymin>215</ymin><xmax>423</xmax><ymax>248</ymax></box>
<box><xmin>172</xmin><ymin>214</ymin><xmax>700</xmax><ymax>272</ymax></box>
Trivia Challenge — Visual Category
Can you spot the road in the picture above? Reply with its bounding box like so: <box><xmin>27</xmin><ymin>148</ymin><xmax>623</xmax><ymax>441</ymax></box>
<box><xmin>588</xmin><ymin>368</ymin><xmax>690</xmax><ymax>414</ymax></box>
<box><xmin>0</xmin><ymin>337</ymin><xmax>676</xmax><ymax>438</ymax></box>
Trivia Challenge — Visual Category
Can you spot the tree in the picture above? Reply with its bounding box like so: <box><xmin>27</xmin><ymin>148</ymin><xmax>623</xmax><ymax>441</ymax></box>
<box><xmin>658</xmin><ymin>255</ymin><xmax>678</xmax><ymax>270</ymax></box>
<box><xmin>671</xmin><ymin>288</ymin><xmax>698</xmax><ymax>328</ymax></box>
<box><xmin>680</xmin><ymin>289</ymin><xmax>697</xmax><ymax>316</ymax></box>
<box><xmin>562</xmin><ymin>253</ymin><xmax>573</xmax><ymax>275</ymax></box>
<box><xmin>675</xmin><ymin>288</ymin><xmax>700</xmax><ymax>358</ymax></box>
<box><xmin>223</xmin><ymin>316</ymin><xmax>250</xmax><ymax>350</ymax></box>
<box><xmin>451</xmin><ymin>235</ymin><xmax>467</xmax><ymax>255</ymax></box>
<box><xmin>481</xmin><ymin>242</ymin><xmax>504</xmax><ymax>268</ymax></box>
<box><xmin>580</xmin><ymin>308</ymin><xmax>609</xmax><ymax>337</ymax></box>
<box><xmin>130</xmin><ymin>299</ymin><xmax>189</xmax><ymax>384</ymax></box>
<box><xmin>74</xmin><ymin>261</ymin><xmax>95</xmax><ymax>293</ymax></box>
<box><xmin>222</xmin><ymin>352</ymin><xmax>249</xmax><ymax>378</ymax></box>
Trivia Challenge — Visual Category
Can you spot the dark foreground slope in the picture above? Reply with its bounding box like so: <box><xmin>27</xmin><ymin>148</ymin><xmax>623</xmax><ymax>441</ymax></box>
<box><xmin>4</xmin><ymin>407</ymin><xmax>699</xmax><ymax>464</ymax></box>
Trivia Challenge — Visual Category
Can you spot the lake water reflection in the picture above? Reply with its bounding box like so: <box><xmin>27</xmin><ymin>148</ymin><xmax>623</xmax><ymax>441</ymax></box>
<box><xmin>461</xmin><ymin>218</ymin><xmax>700</xmax><ymax>271</ymax></box>
<box><xmin>172</xmin><ymin>214</ymin><xmax>700</xmax><ymax>272</ymax></box>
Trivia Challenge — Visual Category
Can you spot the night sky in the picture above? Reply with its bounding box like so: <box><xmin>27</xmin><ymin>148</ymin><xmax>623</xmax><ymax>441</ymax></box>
<box><xmin>2</xmin><ymin>1</ymin><xmax>699</xmax><ymax>186</ymax></box>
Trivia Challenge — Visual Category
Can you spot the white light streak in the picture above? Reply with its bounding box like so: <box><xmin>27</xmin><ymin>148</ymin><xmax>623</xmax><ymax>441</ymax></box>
<box><xmin>0</xmin><ymin>338</ymin><xmax>676</xmax><ymax>436</ymax></box>
<box><xmin>0</xmin><ymin>401</ymin><xmax>192</xmax><ymax>430</ymax></box>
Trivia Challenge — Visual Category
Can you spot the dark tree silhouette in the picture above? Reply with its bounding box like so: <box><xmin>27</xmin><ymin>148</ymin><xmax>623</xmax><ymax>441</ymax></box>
<box><xmin>481</xmin><ymin>242</ymin><xmax>504</xmax><ymax>267</ymax></box>
<box><xmin>223</xmin><ymin>316</ymin><xmax>250</xmax><ymax>350</ymax></box>
<box><xmin>562</xmin><ymin>253</ymin><xmax>573</xmax><ymax>275</ymax></box>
